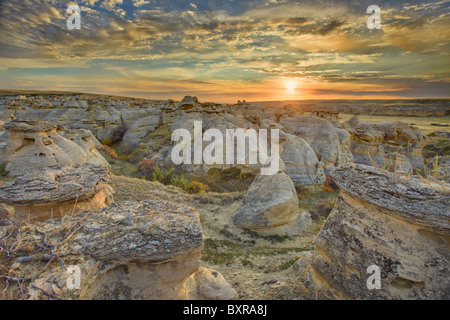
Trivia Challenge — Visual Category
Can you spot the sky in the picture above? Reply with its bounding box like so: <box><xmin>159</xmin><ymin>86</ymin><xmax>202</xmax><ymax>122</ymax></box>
<box><xmin>0</xmin><ymin>0</ymin><xmax>449</xmax><ymax>103</ymax></box>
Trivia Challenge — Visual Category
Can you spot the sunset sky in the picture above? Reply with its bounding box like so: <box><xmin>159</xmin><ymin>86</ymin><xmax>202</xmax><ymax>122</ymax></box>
<box><xmin>0</xmin><ymin>0</ymin><xmax>449</xmax><ymax>102</ymax></box>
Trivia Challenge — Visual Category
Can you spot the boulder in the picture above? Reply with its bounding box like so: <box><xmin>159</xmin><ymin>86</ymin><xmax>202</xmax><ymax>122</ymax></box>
<box><xmin>281</xmin><ymin>133</ymin><xmax>325</xmax><ymax>185</ymax></box>
<box><xmin>0</xmin><ymin>164</ymin><xmax>114</xmax><ymax>222</ymax></box>
<box><xmin>299</xmin><ymin>164</ymin><xmax>450</xmax><ymax>299</ymax></box>
<box><xmin>0</xmin><ymin>200</ymin><xmax>236</xmax><ymax>300</ymax></box>
<box><xmin>233</xmin><ymin>168</ymin><xmax>311</xmax><ymax>236</ymax></box>
<box><xmin>177</xmin><ymin>96</ymin><xmax>199</xmax><ymax>110</ymax></box>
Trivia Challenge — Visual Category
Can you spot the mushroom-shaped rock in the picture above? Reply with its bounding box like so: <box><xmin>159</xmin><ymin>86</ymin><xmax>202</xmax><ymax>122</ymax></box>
<box><xmin>0</xmin><ymin>164</ymin><xmax>114</xmax><ymax>222</ymax></box>
<box><xmin>3</xmin><ymin>118</ymin><xmax>108</xmax><ymax>176</ymax></box>
<box><xmin>298</xmin><ymin>164</ymin><xmax>450</xmax><ymax>300</ymax></box>
<box><xmin>0</xmin><ymin>200</ymin><xmax>236</xmax><ymax>300</ymax></box>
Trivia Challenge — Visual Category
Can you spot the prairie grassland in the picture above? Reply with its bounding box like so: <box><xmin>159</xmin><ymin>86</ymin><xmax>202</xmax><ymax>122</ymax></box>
<box><xmin>339</xmin><ymin>114</ymin><xmax>450</xmax><ymax>135</ymax></box>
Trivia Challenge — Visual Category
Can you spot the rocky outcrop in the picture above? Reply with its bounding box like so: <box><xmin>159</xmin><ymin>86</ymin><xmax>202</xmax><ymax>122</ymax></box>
<box><xmin>280</xmin><ymin>114</ymin><xmax>353</xmax><ymax>174</ymax></box>
<box><xmin>0</xmin><ymin>200</ymin><xmax>237</xmax><ymax>300</ymax></box>
<box><xmin>60</xmin><ymin>129</ymin><xmax>110</xmax><ymax>168</ymax></box>
<box><xmin>0</xmin><ymin>164</ymin><xmax>114</xmax><ymax>222</ymax></box>
<box><xmin>343</xmin><ymin>116</ymin><xmax>426</xmax><ymax>170</ymax></box>
<box><xmin>299</xmin><ymin>164</ymin><xmax>450</xmax><ymax>299</ymax></box>
<box><xmin>3</xmin><ymin>119</ymin><xmax>109</xmax><ymax>176</ymax></box>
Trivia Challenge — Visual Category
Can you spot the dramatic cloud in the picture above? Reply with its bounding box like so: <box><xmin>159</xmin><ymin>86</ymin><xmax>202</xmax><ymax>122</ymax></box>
<box><xmin>0</xmin><ymin>0</ymin><xmax>448</xmax><ymax>101</ymax></box>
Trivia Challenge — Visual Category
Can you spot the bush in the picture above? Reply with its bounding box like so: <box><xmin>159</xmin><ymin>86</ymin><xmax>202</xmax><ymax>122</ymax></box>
<box><xmin>101</xmin><ymin>137</ymin><xmax>112</xmax><ymax>147</ymax></box>
<box><xmin>207</xmin><ymin>167</ymin><xmax>253</xmax><ymax>181</ymax></box>
<box><xmin>0</xmin><ymin>164</ymin><xmax>8</xmax><ymax>177</ymax></box>
<box><xmin>138</xmin><ymin>158</ymin><xmax>158</xmax><ymax>178</ymax></box>
<box><xmin>186</xmin><ymin>181</ymin><xmax>210</xmax><ymax>194</ymax></box>
<box><xmin>323</xmin><ymin>176</ymin><xmax>339</xmax><ymax>192</ymax></box>
<box><xmin>295</xmin><ymin>183</ymin><xmax>310</xmax><ymax>200</ymax></box>
<box><xmin>315</xmin><ymin>201</ymin><xmax>335</xmax><ymax>218</ymax></box>
<box><xmin>97</xmin><ymin>144</ymin><xmax>118</xmax><ymax>159</ymax></box>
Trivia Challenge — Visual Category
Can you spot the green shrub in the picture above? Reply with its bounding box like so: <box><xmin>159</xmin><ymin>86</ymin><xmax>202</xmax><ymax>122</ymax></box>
<box><xmin>101</xmin><ymin>137</ymin><xmax>112</xmax><ymax>147</ymax></box>
<box><xmin>0</xmin><ymin>164</ymin><xmax>8</xmax><ymax>177</ymax></box>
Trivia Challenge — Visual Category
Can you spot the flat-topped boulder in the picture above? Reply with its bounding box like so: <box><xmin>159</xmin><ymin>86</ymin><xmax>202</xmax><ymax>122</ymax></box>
<box><xmin>298</xmin><ymin>164</ymin><xmax>450</xmax><ymax>299</ymax></box>
<box><xmin>0</xmin><ymin>200</ymin><xmax>237</xmax><ymax>300</ymax></box>
<box><xmin>0</xmin><ymin>164</ymin><xmax>114</xmax><ymax>222</ymax></box>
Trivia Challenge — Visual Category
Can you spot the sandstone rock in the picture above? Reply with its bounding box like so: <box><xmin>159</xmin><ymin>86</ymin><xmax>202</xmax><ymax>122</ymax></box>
<box><xmin>0</xmin><ymin>200</ymin><xmax>236</xmax><ymax>300</ymax></box>
<box><xmin>0</xmin><ymin>164</ymin><xmax>114</xmax><ymax>222</ymax></box>
<box><xmin>122</xmin><ymin>109</ymin><xmax>162</xmax><ymax>145</ymax></box>
<box><xmin>233</xmin><ymin>170</ymin><xmax>311</xmax><ymax>236</ymax></box>
<box><xmin>343</xmin><ymin>116</ymin><xmax>426</xmax><ymax>170</ymax></box>
<box><xmin>299</xmin><ymin>164</ymin><xmax>450</xmax><ymax>299</ymax></box>
<box><xmin>281</xmin><ymin>133</ymin><xmax>325</xmax><ymax>185</ymax></box>
<box><xmin>190</xmin><ymin>267</ymin><xmax>239</xmax><ymax>300</ymax></box>
<box><xmin>3</xmin><ymin>119</ymin><xmax>108</xmax><ymax>176</ymax></box>
<box><xmin>60</xmin><ymin>129</ymin><xmax>110</xmax><ymax>168</ymax></box>
<box><xmin>177</xmin><ymin>96</ymin><xmax>199</xmax><ymax>110</ymax></box>
<box><xmin>280</xmin><ymin>114</ymin><xmax>353</xmax><ymax>172</ymax></box>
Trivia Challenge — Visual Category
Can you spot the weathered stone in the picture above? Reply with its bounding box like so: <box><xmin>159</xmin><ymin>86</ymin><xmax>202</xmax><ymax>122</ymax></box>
<box><xmin>233</xmin><ymin>171</ymin><xmax>311</xmax><ymax>236</ymax></box>
<box><xmin>281</xmin><ymin>133</ymin><xmax>325</xmax><ymax>185</ymax></box>
<box><xmin>0</xmin><ymin>200</ymin><xmax>236</xmax><ymax>300</ymax></box>
<box><xmin>299</xmin><ymin>164</ymin><xmax>450</xmax><ymax>299</ymax></box>
<box><xmin>4</xmin><ymin>119</ymin><xmax>109</xmax><ymax>176</ymax></box>
<box><xmin>177</xmin><ymin>96</ymin><xmax>199</xmax><ymax>110</ymax></box>
<box><xmin>280</xmin><ymin>114</ymin><xmax>353</xmax><ymax>171</ymax></box>
<box><xmin>343</xmin><ymin>116</ymin><xmax>426</xmax><ymax>170</ymax></box>
<box><xmin>60</xmin><ymin>129</ymin><xmax>110</xmax><ymax>168</ymax></box>
<box><xmin>0</xmin><ymin>164</ymin><xmax>114</xmax><ymax>222</ymax></box>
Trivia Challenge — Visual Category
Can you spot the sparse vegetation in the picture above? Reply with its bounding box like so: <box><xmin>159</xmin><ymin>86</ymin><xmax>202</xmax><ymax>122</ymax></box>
<box><xmin>0</xmin><ymin>164</ymin><xmax>8</xmax><ymax>177</ymax></box>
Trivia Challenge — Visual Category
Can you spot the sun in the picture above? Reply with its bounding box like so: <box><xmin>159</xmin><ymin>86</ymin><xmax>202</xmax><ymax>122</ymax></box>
<box><xmin>286</xmin><ymin>80</ymin><xmax>296</xmax><ymax>93</ymax></box>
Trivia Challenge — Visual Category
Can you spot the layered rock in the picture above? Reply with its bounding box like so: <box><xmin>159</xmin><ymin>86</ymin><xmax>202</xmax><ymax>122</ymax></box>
<box><xmin>0</xmin><ymin>200</ymin><xmax>237</xmax><ymax>300</ymax></box>
<box><xmin>299</xmin><ymin>164</ymin><xmax>450</xmax><ymax>299</ymax></box>
<box><xmin>343</xmin><ymin>116</ymin><xmax>426</xmax><ymax>170</ymax></box>
<box><xmin>0</xmin><ymin>164</ymin><xmax>114</xmax><ymax>222</ymax></box>
<box><xmin>3</xmin><ymin>119</ymin><xmax>109</xmax><ymax>176</ymax></box>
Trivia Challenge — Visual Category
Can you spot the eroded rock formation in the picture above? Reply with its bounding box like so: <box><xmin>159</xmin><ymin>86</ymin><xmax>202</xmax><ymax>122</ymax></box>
<box><xmin>299</xmin><ymin>164</ymin><xmax>449</xmax><ymax>299</ymax></box>
<box><xmin>233</xmin><ymin>159</ymin><xmax>311</xmax><ymax>236</ymax></box>
<box><xmin>0</xmin><ymin>164</ymin><xmax>114</xmax><ymax>222</ymax></box>
<box><xmin>0</xmin><ymin>200</ymin><xmax>237</xmax><ymax>300</ymax></box>
<box><xmin>343</xmin><ymin>116</ymin><xmax>426</xmax><ymax>170</ymax></box>
<box><xmin>3</xmin><ymin>119</ymin><xmax>109</xmax><ymax>176</ymax></box>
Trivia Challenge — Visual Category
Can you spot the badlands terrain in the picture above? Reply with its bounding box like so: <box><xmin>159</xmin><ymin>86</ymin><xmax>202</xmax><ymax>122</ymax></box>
<box><xmin>0</xmin><ymin>91</ymin><xmax>448</xmax><ymax>300</ymax></box>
